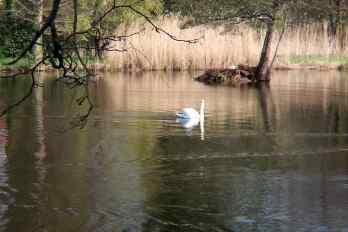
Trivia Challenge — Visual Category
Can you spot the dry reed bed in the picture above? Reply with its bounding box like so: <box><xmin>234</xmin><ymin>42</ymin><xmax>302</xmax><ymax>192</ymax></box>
<box><xmin>104</xmin><ymin>17</ymin><xmax>348</xmax><ymax>71</ymax></box>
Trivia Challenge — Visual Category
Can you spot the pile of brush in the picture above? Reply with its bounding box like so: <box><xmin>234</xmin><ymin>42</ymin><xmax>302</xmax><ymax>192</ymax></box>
<box><xmin>195</xmin><ymin>65</ymin><xmax>256</xmax><ymax>85</ymax></box>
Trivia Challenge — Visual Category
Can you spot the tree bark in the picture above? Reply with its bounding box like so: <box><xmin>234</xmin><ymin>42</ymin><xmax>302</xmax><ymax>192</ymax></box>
<box><xmin>35</xmin><ymin>0</ymin><xmax>44</xmax><ymax>64</ymax></box>
<box><xmin>328</xmin><ymin>0</ymin><xmax>341</xmax><ymax>37</ymax></box>
<box><xmin>4</xmin><ymin>0</ymin><xmax>13</xmax><ymax>18</ymax></box>
<box><xmin>255</xmin><ymin>21</ymin><xmax>274</xmax><ymax>82</ymax></box>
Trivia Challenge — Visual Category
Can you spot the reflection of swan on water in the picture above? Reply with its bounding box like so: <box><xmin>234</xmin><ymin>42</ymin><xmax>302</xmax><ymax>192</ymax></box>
<box><xmin>176</xmin><ymin>100</ymin><xmax>205</xmax><ymax>140</ymax></box>
<box><xmin>176</xmin><ymin>117</ymin><xmax>200</xmax><ymax>129</ymax></box>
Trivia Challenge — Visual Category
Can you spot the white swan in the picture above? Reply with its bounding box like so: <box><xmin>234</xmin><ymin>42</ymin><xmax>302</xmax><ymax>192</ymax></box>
<box><xmin>176</xmin><ymin>99</ymin><xmax>205</xmax><ymax>121</ymax></box>
<box><xmin>176</xmin><ymin>100</ymin><xmax>205</xmax><ymax>140</ymax></box>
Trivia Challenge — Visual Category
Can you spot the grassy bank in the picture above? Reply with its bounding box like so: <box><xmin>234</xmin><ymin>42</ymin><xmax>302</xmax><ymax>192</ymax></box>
<box><xmin>104</xmin><ymin>17</ymin><xmax>348</xmax><ymax>71</ymax></box>
<box><xmin>288</xmin><ymin>55</ymin><xmax>348</xmax><ymax>66</ymax></box>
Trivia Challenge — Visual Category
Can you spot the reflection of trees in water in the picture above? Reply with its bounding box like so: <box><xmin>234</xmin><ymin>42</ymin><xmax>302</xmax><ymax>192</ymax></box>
<box><xmin>255</xmin><ymin>82</ymin><xmax>280</xmax><ymax>153</ymax></box>
<box><xmin>0</xmin><ymin>76</ymin><xmax>94</xmax><ymax>232</ymax></box>
<box><xmin>0</xmin><ymin>115</ymin><xmax>8</xmax><ymax>228</ymax></box>
<box><xmin>2</xmin><ymin>84</ymin><xmax>44</xmax><ymax>231</ymax></box>
<box><xmin>253</xmin><ymin>71</ymin><xmax>348</xmax><ymax>153</ymax></box>
<box><xmin>256</xmin><ymin>82</ymin><xmax>277</xmax><ymax>133</ymax></box>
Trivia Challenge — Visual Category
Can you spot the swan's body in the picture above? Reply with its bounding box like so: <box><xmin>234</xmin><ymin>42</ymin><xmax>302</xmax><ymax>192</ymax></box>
<box><xmin>176</xmin><ymin>108</ymin><xmax>200</xmax><ymax>119</ymax></box>
<box><xmin>176</xmin><ymin>100</ymin><xmax>205</xmax><ymax>121</ymax></box>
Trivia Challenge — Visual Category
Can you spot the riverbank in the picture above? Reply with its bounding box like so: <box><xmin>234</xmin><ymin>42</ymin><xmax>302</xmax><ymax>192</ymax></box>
<box><xmin>1</xmin><ymin>62</ymin><xmax>348</xmax><ymax>77</ymax></box>
<box><xmin>273</xmin><ymin>63</ymin><xmax>348</xmax><ymax>71</ymax></box>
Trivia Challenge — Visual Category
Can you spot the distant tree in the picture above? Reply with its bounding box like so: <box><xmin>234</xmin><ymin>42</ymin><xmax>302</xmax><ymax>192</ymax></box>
<box><xmin>164</xmin><ymin>0</ymin><xmax>348</xmax><ymax>81</ymax></box>
<box><xmin>0</xmin><ymin>0</ymin><xmax>37</xmax><ymax>58</ymax></box>
<box><xmin>164</xmin><ymin>0</ymin><xmax>291</xmax><ymax>81</ymax></box>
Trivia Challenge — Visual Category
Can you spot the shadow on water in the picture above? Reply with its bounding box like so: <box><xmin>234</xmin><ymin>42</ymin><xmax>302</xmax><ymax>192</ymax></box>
<box><xmin>1</xmin><ymin>70</ymin><xmax>348</xmax><ymax>231</ymax></box>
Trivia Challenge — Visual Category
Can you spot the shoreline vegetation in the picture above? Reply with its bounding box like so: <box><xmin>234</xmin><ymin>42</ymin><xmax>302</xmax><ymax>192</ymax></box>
<box><xmin>104</xmin><ymin>17</ymin><xmax>348</xmax><ymax>72</ymax></box>
<box><xmin>1</xmin><ymin>17</ymin><xmax>348</xmax><ymax>75</ymax></box>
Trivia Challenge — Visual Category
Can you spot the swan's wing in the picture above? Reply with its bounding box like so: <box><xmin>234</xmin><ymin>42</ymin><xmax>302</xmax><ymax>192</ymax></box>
<box><xmin>182</xmin><ymin>108</ymin><xmax>199</xmax><ymax>117</ymax></box>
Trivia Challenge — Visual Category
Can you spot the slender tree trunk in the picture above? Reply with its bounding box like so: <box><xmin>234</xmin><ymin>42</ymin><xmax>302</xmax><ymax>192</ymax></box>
<box><xmin>35</xmin><ymin>0</ymin><xmax>44</xmax><ymax>64</ymax></box>
<box><xmin>4</xmin><ymin>0</ymin><xmax>13</xmax><ymax>18</ymax></box>
<box><xmin>328</xmin><ymin>0</ymin><xmax>342</xmax><ymax>50</ymax></box>
<box><xmin>255</xmin><ymin>21</ymin><xmax>274</xmax><ymax>82</ymax></box>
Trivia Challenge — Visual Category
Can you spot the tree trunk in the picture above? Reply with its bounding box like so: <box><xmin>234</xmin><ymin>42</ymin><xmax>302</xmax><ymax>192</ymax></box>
<box><xmin>35</xmin><ymin>0</ymin><xmax>44</xmax><ymax>64</ymax></box>
<box><xmin>4</xmin><ymin>0</ymin><xmax>13</xmax><ymax>18</ymax></box>
<box><xmin>255</xmin><ymin>21</ymin><xmax>274</xmax><ymax>82</ymax></box>
<box><xmin>328</xmin><ymin>0</ymin><xmax>341</xmax><ymax>50</ymax></box>
<box><xmin>328</xmin><ymin>0</ymin><xmax>341</xmax><ymax>36</ymax></box>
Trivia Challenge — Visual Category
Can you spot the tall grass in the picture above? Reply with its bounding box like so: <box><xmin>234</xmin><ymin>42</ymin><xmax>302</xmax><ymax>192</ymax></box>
<box><xmin>105</xmin><ymin>17</ymin><xmax>348</xmax><ymax>71</ymax></box>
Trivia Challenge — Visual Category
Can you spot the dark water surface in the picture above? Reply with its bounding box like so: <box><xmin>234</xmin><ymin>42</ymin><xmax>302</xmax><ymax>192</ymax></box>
<box><xmin>0</xmin><ymin>70</ymin><xmax>348</xmax><ymax>232</ymax></box>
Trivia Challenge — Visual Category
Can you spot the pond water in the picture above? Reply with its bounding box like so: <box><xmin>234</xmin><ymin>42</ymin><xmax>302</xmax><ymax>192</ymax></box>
<box><xmin>0</xmin><ymin>70</ymin><xmax>348</xmax><ymax>232</ymax></box>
